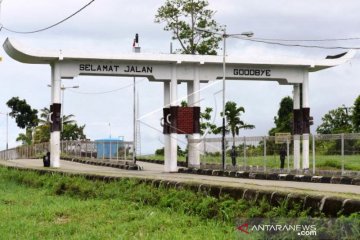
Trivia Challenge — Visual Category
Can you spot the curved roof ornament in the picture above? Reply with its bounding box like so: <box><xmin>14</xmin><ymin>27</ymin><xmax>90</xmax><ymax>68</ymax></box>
<box><xmin>3</xmin><ymin>37</ymin><xmax>356</xmax><ymax>72</ymax></box>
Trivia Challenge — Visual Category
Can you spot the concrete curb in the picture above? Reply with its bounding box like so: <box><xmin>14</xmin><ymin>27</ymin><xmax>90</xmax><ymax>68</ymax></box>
<box><xmin>136</xmin><ymin>158</ymin><xmax>187</xmax><ymax>167</ymax></box>
<box><xmin>3</xmin><ymin>165</ymin><xmax>360</xmax><ymax>217</ymax></box>
<box><xmin>178</xmin><ymin>167</ymin><xmax>360</xmax><ymax>186</ymax></box>
<box><xmin>61</xmin><ymin>157</ymin><xmax>142</xmax><ymax>171</ymax></box>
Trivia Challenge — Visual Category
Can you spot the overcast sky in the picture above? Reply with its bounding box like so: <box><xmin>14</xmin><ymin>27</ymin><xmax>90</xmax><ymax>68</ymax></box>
<box><xmin>0</xmin><ymin>0</ymin><xmax>360</xmax><ymax>154</ymax></box>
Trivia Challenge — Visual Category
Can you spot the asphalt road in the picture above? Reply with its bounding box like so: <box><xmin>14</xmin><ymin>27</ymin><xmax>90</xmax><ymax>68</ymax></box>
<box><xmin>1</xmin><ymin>159</ymin><xmax>360</xmax><ymax>200</ymax></box>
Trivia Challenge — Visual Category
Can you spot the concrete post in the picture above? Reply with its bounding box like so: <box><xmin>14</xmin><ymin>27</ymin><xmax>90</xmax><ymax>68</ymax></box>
<box><xmin>293</xmin><ymin>84</ymin><xmax>301</xmax><ymax>170</ymax></box>
<box><xmin>168</xmin><ymin>64</ymin><xmax>178</xmax><ymax>172</ymax></box>
<box><xmin>187</xmin><ymin>66</ymin><xmax>200</xmax><ymax>168</ymax></box>
<box><xmin>302</xmin><ymin>74</ymin><xmax>310</xmax><ymax>170</ymax></box>
<box><xmin>164</xmin><ymin>81</ymin><xmax>171</xmax><ymax>171</ymax></box>
<box><xmin>50</xmin><ymin>63</ymin><xmax>61</xmax><ymax>168</ymax></box>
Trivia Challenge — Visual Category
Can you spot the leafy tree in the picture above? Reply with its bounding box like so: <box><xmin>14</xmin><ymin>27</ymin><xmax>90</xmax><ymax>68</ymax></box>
<box><xmin>316</xmin><ymin>105</ymin><xmax>353</xmax><ymax>134</ymax></box>
<box><xmin>33</xmin><ymin>125</ymin><xmax>50</xmax><ymax>144</ymax></box>
<box><xmin>7</xmin><ymin>98</ymin><xmax>86</xmax><ymax>145</ymax></box>
<box><xmin>61</xmin><ymin>123</ymin><xmax>86</xmax><ymax>141</ymax></box>
<box><xmin>200</xmin><ymin>107</ymin><xmax>220</xmax><ymax>135</ymax></box>
<box><xmin>16</xmin><ymin>128</ymin><xmax>33</xmax><ymax>145</ymax></box>
<box><xmin>154</xmin><ymin>145</ymin><xmax>185</xmax><ymax>156</ymax></box>
<box><xmin>352</xmin><ymin>95</ymin><xmax>360</xmax><ymax>132</ymax></box>
<box><xmin>34</xmin><ymin>107</ymin><xmax>82</xmax><ymax>143</ymax></box>
<box><xmin>221</xmin><ymin>101</ymin><xmax>255</xmax><ymax>147</ymax></box>
<box><xmin>155</xmin><ymin>0</ymin><xmax>223</xmax><ymax>55</ymax></box>
<box><xmin>269</xmin><ymin>96</ymin><xmax>293</xmax><ymax>136</ymax></box>
<box><xmin>6</xmin><ymin>97</ymin><xmax>38</xmax><ymax>129</ymax></box>
<box><xmin>7</xmin><ymin>97</ymin><xmax>39</xmax><ymax>145</ymax></box>
<box><xmin>155</xmin><ymin>147</ymin><xmax>165</xmax><ymax>156</ymax></box>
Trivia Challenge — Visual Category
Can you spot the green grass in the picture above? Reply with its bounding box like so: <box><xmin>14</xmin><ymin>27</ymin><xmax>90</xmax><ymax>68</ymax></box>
<box><xmin>0</xmin><ymin>167</ymin><xmax>305</xmax><ymax>239</ymax></box>
<box><xmin>139</xmin><ymin>154</ymin><xmax>360</xmax><ymax>171</ymax></box>
<box><xmin>0</xmin><ymin>167</ymin><xmax>358</xmax><ymax>239</ymax></box>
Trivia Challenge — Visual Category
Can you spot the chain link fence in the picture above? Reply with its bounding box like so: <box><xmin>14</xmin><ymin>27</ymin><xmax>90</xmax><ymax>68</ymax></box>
<box><xmin>198</xmin><ymin>135</ymin><xmax>293</xmax><ymax>172</ymax></box>
<box><xmin>197</xmin><ymin>133</ymin><xmax>360</xmax><ymax>175</ymax></box>
<box><xmin>0</xmin><ymin>134</ymin><xmax>359</xmax><ymax>175</ymax></box>
<box><xmin>0</xmin><ymin>140</ymin><xmax>134</xmax><ymax>161</ymax></box>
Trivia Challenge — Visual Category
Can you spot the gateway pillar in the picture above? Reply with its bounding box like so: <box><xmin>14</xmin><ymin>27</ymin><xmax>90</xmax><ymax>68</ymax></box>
<box><xmin>302</xmin><ymin>74</ymin><xmax>310</xmax><ymax>170</ymax></box>
<box><xmin>163</xmin><ymin>81</ymin><xmax>171</xmax><ymax>171</ymax></box>
<box><xmin>50</xmin><ymin>63</ymin><xmax>62</xmax><ymax>167</ymax></box>
<box><xmin>293</xmin><ymin>84</ymin><xmax>301</xmax><ymax>170</ymax></box>
<box><xmin>168</xmin><ymin>65</ymin><xmax>178</xmax><ymax>172</ymax></box>
<box><xmin>187</xmin><ymin>66</ymin><xmax>201</xmax><ymax>168</ymax></box>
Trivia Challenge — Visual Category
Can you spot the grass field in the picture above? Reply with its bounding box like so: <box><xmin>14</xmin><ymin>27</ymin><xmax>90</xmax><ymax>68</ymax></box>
<box><xmin>0</xmin><ymin>167</ymin><xmax>359</xmax><ymax>239</ymax></box>
<box><xmin>139</xmin><ymin>154</ymin><xmax>360</xmax><ymax>171</ymax></box>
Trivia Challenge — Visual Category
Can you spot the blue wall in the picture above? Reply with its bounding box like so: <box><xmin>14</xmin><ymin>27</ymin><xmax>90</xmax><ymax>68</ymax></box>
<box><xmin>95</xmin><ymin>138</ymin><xmax>124</xmax><ymax>159</ymax></box>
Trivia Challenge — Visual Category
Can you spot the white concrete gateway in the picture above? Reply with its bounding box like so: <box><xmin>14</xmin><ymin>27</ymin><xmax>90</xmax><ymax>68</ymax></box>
<box><xmin>3</xmin><ymin>38</ymin><xmax>355</xmax><ymax>172</ymax></box>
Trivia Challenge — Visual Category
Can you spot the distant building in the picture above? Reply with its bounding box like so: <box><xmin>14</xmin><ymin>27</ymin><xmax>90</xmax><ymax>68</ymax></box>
<box><xmin>95</xmin><ymin>137</ymin><xmax>124</xmax><ymax>159</ymax></box>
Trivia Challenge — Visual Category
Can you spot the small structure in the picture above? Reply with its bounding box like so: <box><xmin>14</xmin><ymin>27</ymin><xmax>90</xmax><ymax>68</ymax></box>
<box><xmin>95</xmin><ymin>137</ymin><xmax>124</xmax><ymax>159</ymax></box>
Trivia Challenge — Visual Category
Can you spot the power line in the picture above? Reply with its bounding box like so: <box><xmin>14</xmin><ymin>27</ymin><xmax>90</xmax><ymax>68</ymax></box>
<box><xmin>1</xmin><ymin>0</ymin><xmax>95</xmax><ymax>34</ymax></box>
<box><xmin>234</xmin><ymin>36</ymin><xmax>360</xmax><ymax>50</ymax></box>
<box><xmin>251</xmin><ymin>37</ymin><xmax>360</xmax><ymax>42</ymax></box>
<box><xmin>68</xmin><ymin>80</ymin><xmax>144</xmax><ymax>95</ymax></box>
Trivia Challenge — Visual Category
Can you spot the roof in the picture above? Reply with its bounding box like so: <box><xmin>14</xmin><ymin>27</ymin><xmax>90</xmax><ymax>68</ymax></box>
<box><xmin>3</xmin><ymin>38</ymin><xmax>356</xmax><ymax>72</ymax></box>
<box><xmin>95</xmin><ymin>138</ymin><xmax>124</xmax><ymax>142</ymax></box>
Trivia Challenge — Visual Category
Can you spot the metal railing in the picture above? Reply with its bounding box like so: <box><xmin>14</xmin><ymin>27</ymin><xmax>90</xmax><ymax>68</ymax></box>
<box><xmin>191</xmin><ymin>133</ymin><xmax>360</xmax><ymax>176</ymax></box>
<box><xmin>1</xmin><ymin>134</ymin><xmax>359</xmax><ymax>176</ymax></box>
<box><xmin>136</xmin><ymin>133</ymin><xmax>360</xmax><ymax>176</ymax></box>
<box><xmin>0</xmin><ymin>140</ymin><xmax>134</xmax><ymax>161</ymax></box>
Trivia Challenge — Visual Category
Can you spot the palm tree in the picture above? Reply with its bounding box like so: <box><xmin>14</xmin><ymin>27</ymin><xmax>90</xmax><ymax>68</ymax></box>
<box><xmin>38</xmin><ymin>107</ymin><xmax>75</xmax><ymax>126</ymax></box>
<box><xmin>222</xmin><ymin>101</ymin><xmax>255</xmax><ymax>147</ymax></box>
<box><xmin>16</xmin><ymin>128</ymin><xmax>33</xmax><ymax>145</ymax></box>
<box><xmin>34</xmin><ymin>107</ymin><xmax>76</xmax><ymax>143</ymax></box>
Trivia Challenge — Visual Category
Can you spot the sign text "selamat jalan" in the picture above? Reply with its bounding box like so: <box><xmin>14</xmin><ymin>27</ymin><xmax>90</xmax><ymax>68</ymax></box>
<box><xmin>79</xmin><ymin>64</ymin><xmax>153</xmax><ymax>73</ymax></box>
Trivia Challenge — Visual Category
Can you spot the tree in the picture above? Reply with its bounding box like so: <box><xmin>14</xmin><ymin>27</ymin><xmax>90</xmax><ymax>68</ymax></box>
<box><xmin>200</xmin><ymin>106</ymin><xmax>220</xmax><ymax>135</ymax></box>
<box><xmin>316</xmin><ymin>106</ymin><xmax>353</xmax><ymax>134</ymax></box>
<box><xmin>34</xmin><ymin>107</ymin><xmax>81</xmax><ymax>143</ymax></box>
<box><xmin>7</xmin><ymin>97</ymin><xmax>39</xmax><ymax>145</ymax></box>
<box><xmin>269</xmin><ymin>96</ymin><xmax>293</xmax><ymax>136</ymax></box>
<box><xmin>155</xmin><ymin>0</ymin><xmax>223</xmax><ymax>55</ymax></box>
<box><xmin>352</xmin><ymin>95</ymin><xmax>360</xmax><ymax>132</ymax></box>
<box><xmin>6</xmin><ymin>97</ymin><xmax>38</xmax><ymax>129</ymax></box>
<box><xmin>222</xmin><ymin>101</ymin><xmax>255</xmax><ymax>147</ymax></box>
<box><xmin>61</xmin><ymin>123</ymin><xmax>86</xmax><ymax>141</ymax></box>
<box><xmin>16</xmin><ymin>128</ymin><xmax>33</xmax><ymax>145</ymax></box>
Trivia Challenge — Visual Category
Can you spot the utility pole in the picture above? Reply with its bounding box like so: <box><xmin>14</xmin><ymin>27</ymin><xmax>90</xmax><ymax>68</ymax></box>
<box><xmin>133</xmin><ymin>33</ymin><xmax>140</xmax><ymax>163</ymax></box>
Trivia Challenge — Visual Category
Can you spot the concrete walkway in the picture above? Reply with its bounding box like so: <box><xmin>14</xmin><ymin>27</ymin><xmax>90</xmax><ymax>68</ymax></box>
<box><xmin>1</xmin><ymin>159</ymin><xmax>360</xmax><ymax>200</ymax></box>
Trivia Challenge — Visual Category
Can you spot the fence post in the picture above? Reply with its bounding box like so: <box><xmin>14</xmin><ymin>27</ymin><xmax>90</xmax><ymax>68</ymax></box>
<box><xmin>90</xmin><ymin>142</ymin><xmax>93</xmax><ymax>159</ymax></box>
<box><xmin>124</xmin><ymin>143</ymin><xmax>127</xmax><ymax>160</ymax></box>
<box><xmin>110</xmin><ymin>140</ymin><xmax>112</xmax><ymax>161</ymax></box>
<box><xmin>286</xmin><ymin>138</ymin><xmax>290</xmax><ymax>173</ymax></box>
<box><xmin>85</xmin><ymin>141</ymin><xmax>88</xmax><ymax>159</ymax></box>
<box><xmin>341</xmin><ymin>133</ymin><xmax>345</xmax><ymax>175</ymax></box>
<box><xmin>263</xmin><ymin>136</ymin><xmax>267</xmax><ymax>172</ymax></box>
<box><xmin>243</xmin><ymin>136</ymin><xmax>246</xmax><ymax>170</ymax></box>
<box><xmin>202</xmin><ymin>137</ymin><xmax>206</xmax><ymax>167</ymax></box>
<box><xmin>312</xmin><ymin>134</ymin><xmax>316</xmax><ymax>175</ymax></box>
<box><xmin>117</xmin><ymin>140</ymin><xmax>119</xmax><ymax>160</ymax></box>
<box><xmin>102</xmin><ymin>141</ymin><xmax>105</xmax><ymax>160</ymax></box>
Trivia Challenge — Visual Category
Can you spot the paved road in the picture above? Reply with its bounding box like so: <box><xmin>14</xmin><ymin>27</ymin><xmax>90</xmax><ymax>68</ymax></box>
<box><xmin>1</xmin><ymin>159</ymin><xmax>360</xmax><ymax>199</ymax></box>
